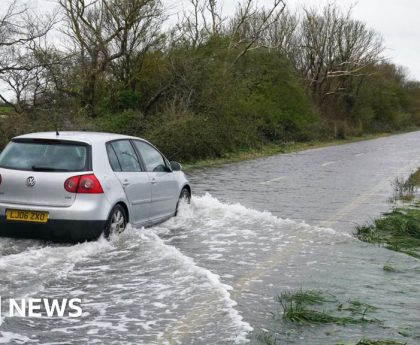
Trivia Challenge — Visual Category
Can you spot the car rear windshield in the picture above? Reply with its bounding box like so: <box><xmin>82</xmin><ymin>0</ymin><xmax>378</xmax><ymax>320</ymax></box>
<box><xmin>0</xmin><ymin>139</ymin><xmax>90</xmax><ymax>172</ymax></box>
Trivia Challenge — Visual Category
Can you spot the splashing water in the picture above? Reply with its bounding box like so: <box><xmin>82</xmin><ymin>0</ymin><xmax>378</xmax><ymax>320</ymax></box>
<box><xmin>0</xmin><ymin>194</ymin><xmax>414</xmax><ymax>344</ymax></box>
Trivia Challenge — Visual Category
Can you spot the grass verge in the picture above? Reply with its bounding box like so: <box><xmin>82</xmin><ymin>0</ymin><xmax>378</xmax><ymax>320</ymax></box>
<box><xmin>336</xmin><ymin>340</ymin><xmax>407</xmax><ymax>345</ymax></box>
<box><xmin>0</xmin><ymin>105</ymin><xmax>12</xmax><ymax>114</ymax></box>
<box><xmin>182</xmin><ymin>132</ymin><xmax>403</xmax><ymax>171</ymax></box>
<box><xmin>357</xmin><ymin>167</ymin><xmax>420</xmax><ymax>259</ymax></box>
<box><xmin>356</xmin><ymin>207</ymin><xmax>420</xmax><ymax>259</ymax></box>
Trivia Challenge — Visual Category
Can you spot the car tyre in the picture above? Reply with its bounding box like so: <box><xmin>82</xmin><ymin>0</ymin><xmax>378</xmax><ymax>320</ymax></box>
<box><xmin>104</xmin><ymin>204</ymin><xmax>127</xmax><ymax>238</ymax></box>
<box><xmin>176</xmin><ymin>187</ymin><xmax>191</xmax><ymax>216</ymax></box>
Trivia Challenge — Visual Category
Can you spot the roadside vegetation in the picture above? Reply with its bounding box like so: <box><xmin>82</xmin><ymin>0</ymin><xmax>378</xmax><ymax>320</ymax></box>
<box><xmin>1</xmin><ymin>0</ymin><xmax>420</xmax><ymax>163</ymax></box>
<box><xmin>252</xmin><ymin>336</ymin><xmax>407</xmax><ymax>345</ymax></box>
<box><xmin>356</xmin><ymin>168</ymin><xmax>420</xmax><ymax>259</ymax></box>
<box><xmin>356</xmin><ymin>207</ymin><xmax>420</xmax><ymax>259</ymax></box>
<box><xmin>389</xmin><ymin>169</ymin><xmax>420</xmax><ymax>202</ymax></box>
<box><xmin>248</xmin><ymin>289</ymin><xmax>409</xmax><ymax>345</ymax></box>
<box><xmin>277</xmin><ymin>290</ymin><xmax>378</xmax><ymax>325</ymax></box>
<box><xmin>337</xmin><ymin>341</ymin><xmax>407</xmax><ymax>345</ymax></box>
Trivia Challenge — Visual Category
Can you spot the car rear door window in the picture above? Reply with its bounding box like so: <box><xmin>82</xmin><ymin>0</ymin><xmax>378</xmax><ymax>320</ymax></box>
<box><xmin>106</xmin><ymin>144</ymin><xmax>122</xmax><ymax>172</ymax></box>
<box><xmin>133</xmin><ymin>141</ymin><xmax>167</xmax><ymax>172</ymax></box>
<box><xmin>0</xmin><ymin>140</ymin><xmax>89</xmax><ymax>172</ymax></box>
<box><xmin>110</xmin><ymin>140</ymin><xmax>142</xmax><ymax>172</ymax></box>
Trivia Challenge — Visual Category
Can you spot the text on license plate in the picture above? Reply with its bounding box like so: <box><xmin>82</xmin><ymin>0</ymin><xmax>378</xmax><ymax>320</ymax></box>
<box><xmin>5</xmin><ymin>209</ymin><xmax>49</xmax><ymax>223</ymax></box>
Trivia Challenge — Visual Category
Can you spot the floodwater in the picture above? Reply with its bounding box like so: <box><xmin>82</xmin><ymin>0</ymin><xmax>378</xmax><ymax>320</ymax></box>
<box><xmin>1</xmin><ymin>131</ymin><xmax>420</xmax><ymax>344</ymax></box>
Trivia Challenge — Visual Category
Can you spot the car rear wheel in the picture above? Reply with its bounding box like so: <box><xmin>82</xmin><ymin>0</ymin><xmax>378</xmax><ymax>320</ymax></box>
<box><xmin>104</xmin><ymin>205</ymin><xmax>127</xmax><ymax>238</ymax></box>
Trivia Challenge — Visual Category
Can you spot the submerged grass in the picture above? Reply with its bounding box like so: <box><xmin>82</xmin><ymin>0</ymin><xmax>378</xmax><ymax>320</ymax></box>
<box><xmin>338</xmin><ymin>300</ymin><xmax>378</xmax><ymax>315</ymax></box>
<box><xmin>250</xmin><ymin>332</ymin><xmax>279</xmax><ymax>345</ymax></box>
<box><xmin>383</xmin><ymin>264</ymin><xmax>400</xmax><ymax>273</ymax></box>
<box><xmin>277</xmin><ymin>290</ymin><xmax>379</xmax><ymax>325</ymax></box>
<box><xmin>356</xmin><ymin>207</ymin><xmax>420</xmax><ymax>259</ymax></box>
<box><xmin>354</xmin><ymin>340</ymin><xmax>407</xmax><ymax>345</ymax></box>
<box><xmin>252</xmin><ymin>337</ymin><xmax>407</xmax><ymax>345</ymax></box>
<box><xmin>390</xmin><ymin>168</ymin><xmax>420</xmax><ymax>202</ymax></box>
<box><xmin>249</xmin><ymin>291</ymin><xmax>384</xmax><ymax>345</ymax></box>
<box><xmin>278</xmin><ymin>289</ymin><xmax>334</xmax><ymax>305</ymax></box>
<box><xmin>335</xmin><ymin>341</ymin><xmax>407</xmax><ymax>345</ymax></box>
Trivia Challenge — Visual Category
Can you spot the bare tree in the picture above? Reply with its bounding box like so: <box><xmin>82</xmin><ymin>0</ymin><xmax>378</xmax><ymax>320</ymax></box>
<box><xmin>0</xmin><ymin>0</ymin><xmax>55</xmax><ymax>71</ymax></box>
<box><xmin>0</xmin><ymin>51</ymin><xmax>34</xmax><ymax>113</ymax></box>
<box><xmin>228</xmin><ymin>0</ymin><xmax>286</xmax><ymax>65</ymax></box>
<box><xmin>174</xmin><ymin>0</ymin><xmax>205</xmax><ymax>48</ymax></box>
<box><xmin>58</xmin><ymin>0</ymin><xmax>164</xmax><ymax>115</ymax></box>
<box><xmin>176</xmin><ymin>0</ymin><xmax>286</xmax><ymax>63</ymax></box>
<box><xmin>174</xmin><ymin>0</ymin><xmax>223</xmax><ymax>48</ymax></box>
<box><xmin>258</xmin><ymin>8</ymin><xmax>298</xmax><ymax>55</ymax></box>
<box><xmin>0</xmin><ymin>40</ymin><xmax>63</xmax><ymax>114</ymax></box>
<box><xmin>108</xmin><ymin>1</ymin><xmax>165</xmax><ymax>91</ymax></box>
<box><xmin>293</xmin><ymin>4</ymin><xmax>384</xmax><ymax>112</ymax></box>
<box><xmin>0</xmin><ymin>0</ymin><xmax>56</xmax><ymax>110</ymax></box>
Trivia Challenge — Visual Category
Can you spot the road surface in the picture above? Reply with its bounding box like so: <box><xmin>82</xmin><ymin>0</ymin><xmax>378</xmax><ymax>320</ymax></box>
<box><xmin>1</xmin><ymin>131</ymin><xmax>420</xmax><ymax>344</ymax></box>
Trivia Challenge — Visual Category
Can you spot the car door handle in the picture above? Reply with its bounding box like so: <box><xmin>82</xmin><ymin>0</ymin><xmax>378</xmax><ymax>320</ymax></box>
<box><xmin>122</xmin><ymin>179</ymin><xmax>130</xmax><ymax>187</ymax></box>
<box><xmin>151</xmin><ymin>178</ymin><xmax>157</xmax><ymax>185</ymax></box>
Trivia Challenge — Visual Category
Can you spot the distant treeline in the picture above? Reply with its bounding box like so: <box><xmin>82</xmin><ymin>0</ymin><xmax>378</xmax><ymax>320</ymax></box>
<box><xmin>1</xmin><ymin>0</ymin><xmax>419</xmax><ymax>161</ymax></box>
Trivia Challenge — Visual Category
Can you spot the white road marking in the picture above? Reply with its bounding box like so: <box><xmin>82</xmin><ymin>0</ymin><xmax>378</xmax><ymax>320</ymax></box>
<box><xmin>355</xmin><ymin>153</ymin><xmax>365</xmax><ymax>157</ymax></box>
<box><xmin>259</xmin><ymin>176</ymin><xmax>286</xmax><ymax>185</ymax></box>
<box><xmin>321</xmin><ymin>161</ymin><xmax>336</xmax><ymax>167</ymax></box>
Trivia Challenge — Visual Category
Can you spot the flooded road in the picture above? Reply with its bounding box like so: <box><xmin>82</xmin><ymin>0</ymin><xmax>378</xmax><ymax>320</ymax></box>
<box><xmin>1</xmin><ymin>131</ymin><xmax>420</xmax><ymax>344</ymax></box>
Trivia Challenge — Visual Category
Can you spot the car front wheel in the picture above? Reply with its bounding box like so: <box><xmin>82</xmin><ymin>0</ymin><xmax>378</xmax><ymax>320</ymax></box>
<box><xmin>104</xmin><ymin>204</ymin><xmax>127</xmax><ymax>238</ymax></box>
<box><xmin>176</xmin><ymin>187</ymin><xmax>191</xmax><ymax>215</ymax></box>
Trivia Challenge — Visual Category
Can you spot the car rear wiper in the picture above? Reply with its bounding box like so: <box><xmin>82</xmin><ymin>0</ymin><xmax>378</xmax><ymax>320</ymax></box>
<box><xmin>31</xmin><ymin>166</ymin><xmax>70</xmax><ymax>172</ymax></box>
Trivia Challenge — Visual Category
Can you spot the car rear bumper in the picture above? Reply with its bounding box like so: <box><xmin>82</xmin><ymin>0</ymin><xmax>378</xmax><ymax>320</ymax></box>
<box><xmin>0</xmin><ymin>194</ymin><xmax>112</xmax><ymax>221</ymax></box>
<box><xmin>0</xmin><ymin>216</ymin><xmax>106</xmax><ymax>242</ymax></box>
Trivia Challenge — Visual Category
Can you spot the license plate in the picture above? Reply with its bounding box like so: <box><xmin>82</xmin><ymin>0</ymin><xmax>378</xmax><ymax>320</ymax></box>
<box><xmin>5</xmin><ymin>209</ymin><xmax>49</xmax><ymax>223</ymax></box>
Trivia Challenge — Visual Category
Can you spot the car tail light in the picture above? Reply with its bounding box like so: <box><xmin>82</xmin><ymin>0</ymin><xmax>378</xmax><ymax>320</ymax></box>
<box><xmin>64</xmin><ymin>174</ymin><xmax>103</xmax><ymax>194</ymax></box>
<box><xmin>78</xmin><ymin>174</ymin><xmax>104</xmax><ymax>193</ymax></box>
<box><xmin>64</xmin><ymin>176</ymin><xmax>80</xmax><ymax>193</ymax></box>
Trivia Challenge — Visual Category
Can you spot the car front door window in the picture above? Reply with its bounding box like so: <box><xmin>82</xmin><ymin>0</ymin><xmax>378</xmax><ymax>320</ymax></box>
<box><xmin>133</xmin><ymin>141</ymin><xmax>167</xmax><ymax>172</ymax></box>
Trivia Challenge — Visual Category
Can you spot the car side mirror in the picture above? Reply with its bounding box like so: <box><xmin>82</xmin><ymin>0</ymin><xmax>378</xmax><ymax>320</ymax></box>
<box><xmin>170</xmin><ymin>161</ymin><xmax>182</xmax><ymax>171</ymax></box>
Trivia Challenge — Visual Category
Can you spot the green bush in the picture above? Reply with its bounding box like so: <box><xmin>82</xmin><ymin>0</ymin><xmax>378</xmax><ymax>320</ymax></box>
<box><xmin>353</xmin><ymin>63</ymin><xmax>420</xmax><ymax>132</ymax></box>
<box><xmin>146</xmin><ymin>112</ymin><xmax>252</xmax><ymax>161</ymax></box>
<box><xmin>95</xmin><ymin>110</ymin><xmax>145</xmax><ymax>136</ymax></box>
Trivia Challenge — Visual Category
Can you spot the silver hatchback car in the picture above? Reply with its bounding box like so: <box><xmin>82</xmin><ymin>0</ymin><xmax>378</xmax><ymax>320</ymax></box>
<box><xmin>0</xmin><ymin>132</ymin><xmax>191</xmax><ymax>242</ymax></box>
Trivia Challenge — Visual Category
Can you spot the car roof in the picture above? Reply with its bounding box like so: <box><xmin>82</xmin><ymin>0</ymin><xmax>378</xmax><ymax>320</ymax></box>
<box><xmin>13</xmin><ymin>131</ymin><xmax>144</xmax><ymax>145</ymax></box>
